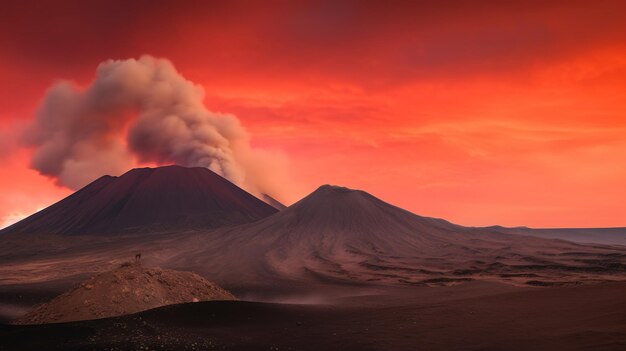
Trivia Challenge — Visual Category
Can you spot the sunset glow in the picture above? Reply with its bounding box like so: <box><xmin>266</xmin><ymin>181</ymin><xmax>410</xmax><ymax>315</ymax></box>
<box><xmin>1</xmin><ymin>1</ymin><xmax>625</xmax><ymax>227</ymax></box>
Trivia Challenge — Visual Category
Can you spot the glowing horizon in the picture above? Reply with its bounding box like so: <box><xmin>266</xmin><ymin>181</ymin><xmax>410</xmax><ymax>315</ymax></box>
<box><xmin>1</xmin><ymin>1</ymin><xmax>625</xmax><ymax>228</ymax></box>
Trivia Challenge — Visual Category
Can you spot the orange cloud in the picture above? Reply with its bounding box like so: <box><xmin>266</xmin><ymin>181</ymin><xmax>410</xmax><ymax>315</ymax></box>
<box><xmin>1</xmin><ymin>1</ymin><xmax>625</xmax><ymax>227</ymax></box>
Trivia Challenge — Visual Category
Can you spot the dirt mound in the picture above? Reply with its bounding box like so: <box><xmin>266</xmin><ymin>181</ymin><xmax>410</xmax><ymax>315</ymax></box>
<box><xmin>13</xmin><ymin>263</ymin><xmax>236</xmax><ymax>324</ymax></box>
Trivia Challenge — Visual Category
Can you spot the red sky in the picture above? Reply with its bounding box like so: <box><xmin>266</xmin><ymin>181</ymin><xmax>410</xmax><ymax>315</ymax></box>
<box><xmin>1</xmin><ymin>0</ymin><xmax>625</xmax><ymax>228</ymax></box>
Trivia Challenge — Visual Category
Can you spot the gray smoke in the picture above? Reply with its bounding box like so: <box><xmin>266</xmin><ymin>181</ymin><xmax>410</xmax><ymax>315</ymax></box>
<box><xmin>23</xmin><ymin>56</ymin><xmax>291</xmax><ymax>200</ymax></box>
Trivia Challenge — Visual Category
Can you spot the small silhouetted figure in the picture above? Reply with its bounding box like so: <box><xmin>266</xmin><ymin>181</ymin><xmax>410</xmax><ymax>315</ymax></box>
<box><xmin>135</xmin><ymin>253</ymin><xmax>141</xmax><ymax>264</ymax></box>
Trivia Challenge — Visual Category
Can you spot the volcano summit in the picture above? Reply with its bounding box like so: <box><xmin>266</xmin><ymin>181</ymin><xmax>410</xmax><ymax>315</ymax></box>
<box><xmin>0</xmin><ymin>165</ymin><xmax>278</xmax><ymax>236</ymax></box>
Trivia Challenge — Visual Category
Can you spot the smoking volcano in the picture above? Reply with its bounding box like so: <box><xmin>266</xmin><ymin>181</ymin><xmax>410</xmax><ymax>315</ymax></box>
<box><xmin>0</xmin><ymin>165</ymin><xmax>278</xmax><ymax>235</ymax></box>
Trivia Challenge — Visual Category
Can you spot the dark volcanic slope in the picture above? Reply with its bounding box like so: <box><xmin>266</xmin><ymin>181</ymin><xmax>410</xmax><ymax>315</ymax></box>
<box><xmin>165</xmin><ymin>185</ymin><xmax>626</xmax><ymax>289</ymax></box>
<box><xmin>0</xmin><ymin>166</ymin><xmax>277</xmax><ymax>235</ymax></box>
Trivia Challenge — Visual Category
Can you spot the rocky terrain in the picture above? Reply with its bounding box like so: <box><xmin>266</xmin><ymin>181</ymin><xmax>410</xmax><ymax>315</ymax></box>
<box><xmin>13</xmin><ymin>263</ymin><xmax>235</xmax><ymax>324</ymax></box>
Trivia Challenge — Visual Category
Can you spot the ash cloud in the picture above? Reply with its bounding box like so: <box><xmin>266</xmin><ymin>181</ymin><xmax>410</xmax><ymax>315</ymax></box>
<box><xmin>23</xmin><ymin>56</ymin><xmax>291</xmax><ymax>201</ymax></box>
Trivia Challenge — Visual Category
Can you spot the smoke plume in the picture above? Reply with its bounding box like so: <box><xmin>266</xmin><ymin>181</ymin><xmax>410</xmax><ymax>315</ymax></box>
<box><xmin>23</xmin><ymin>56</ymin><xmax>291</xmax><ymax>201</ymax></box>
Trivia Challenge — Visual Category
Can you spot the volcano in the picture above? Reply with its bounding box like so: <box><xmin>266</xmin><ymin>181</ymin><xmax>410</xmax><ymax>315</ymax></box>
<box><xmin>163</xmin><ymin>185</ymin><xmax>626</xmax><ymax>290</ymax></box>
<box><xmin>0</xmin><ymin>165</ymin><xmax>278</xmax><ymax>235</ymax></box>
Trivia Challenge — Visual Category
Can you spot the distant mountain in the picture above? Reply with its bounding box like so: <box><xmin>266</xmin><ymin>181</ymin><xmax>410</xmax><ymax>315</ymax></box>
<box><xmin>0</xmin><ymin>165</ymin><xmax>277</xmax><ymax>235</ymax></box>
<box><xmin>487</xmin><ymin>226</ymin><xmax>626</xmax><ymax>246</ymax></box>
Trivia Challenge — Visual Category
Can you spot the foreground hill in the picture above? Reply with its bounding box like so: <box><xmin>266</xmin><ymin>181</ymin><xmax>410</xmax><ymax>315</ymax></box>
<box><xmin>14</xmin><ymin>263</ymin><xmax>235</xmax><ymax>324</ymax></box>
<box><xmin>0</xmin><ymin>165</ymin><xmax>278</xmax><ymax>235</ymax></box>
